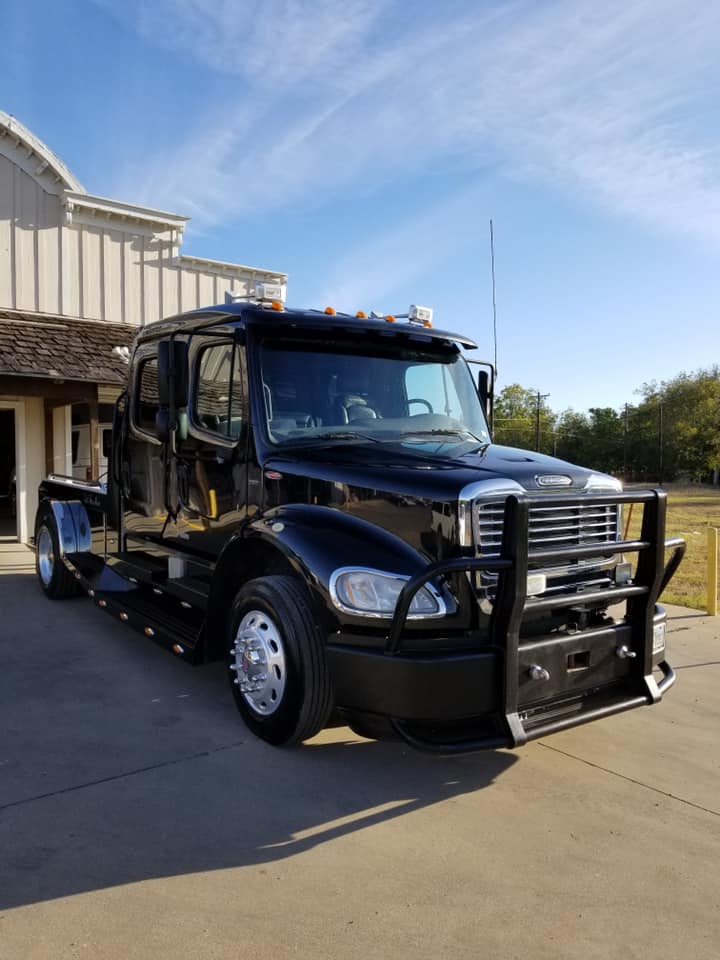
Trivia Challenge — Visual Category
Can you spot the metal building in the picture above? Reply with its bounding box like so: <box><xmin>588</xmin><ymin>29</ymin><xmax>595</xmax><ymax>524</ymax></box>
<box><xmin>0</xmin><ymin>110</ymin><xmax>285</xmax><ymax>543</ymax></box>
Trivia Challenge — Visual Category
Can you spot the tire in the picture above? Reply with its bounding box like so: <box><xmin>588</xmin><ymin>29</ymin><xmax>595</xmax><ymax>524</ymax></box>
<box><xmin>35</xmin><ymin>509</ymin><xmax>79</xmax><ymax>600</ymax></box>
<box><xmin>227</xmin><ymin>575</ymin><xmax>333</xmax><ymax>746</ymax></box>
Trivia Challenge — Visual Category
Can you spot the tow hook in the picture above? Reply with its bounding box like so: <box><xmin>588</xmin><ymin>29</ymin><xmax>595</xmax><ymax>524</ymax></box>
<box><xmin>615</xmin><ymin>644</ymin><xmax>637</xmax><ymax>659</ymax></box>
<box><xmin>528</xmin><ymin>664</ymin><xmax>550</xmax><ymax>681</ymax></box>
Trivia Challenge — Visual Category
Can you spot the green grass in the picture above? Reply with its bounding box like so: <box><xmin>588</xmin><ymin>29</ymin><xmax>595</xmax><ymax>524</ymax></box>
<box><xmin>624</xmin><ymin>484</ymin><xmax>720</xmax><ymax>610</ymax></box>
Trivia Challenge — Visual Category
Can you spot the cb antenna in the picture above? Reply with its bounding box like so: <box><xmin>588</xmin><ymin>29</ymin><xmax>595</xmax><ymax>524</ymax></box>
<box><xmin>490</xmin><ymin>219</ymin><xmax>498</xmax><ymax>378</ymax></box>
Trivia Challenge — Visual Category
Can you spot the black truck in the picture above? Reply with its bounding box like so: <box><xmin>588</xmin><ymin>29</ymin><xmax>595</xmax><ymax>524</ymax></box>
<box><xmin>34</xmin><ymin>292</ymin><xmax>686</xmax><ymax>753</ymax></box>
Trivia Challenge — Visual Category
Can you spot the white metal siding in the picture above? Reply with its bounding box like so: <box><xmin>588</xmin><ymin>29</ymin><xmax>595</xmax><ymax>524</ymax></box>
<box><xmin>1</xmin><ymin>123</ymin><xmax>284</xmax><ymax>328</ymax></box>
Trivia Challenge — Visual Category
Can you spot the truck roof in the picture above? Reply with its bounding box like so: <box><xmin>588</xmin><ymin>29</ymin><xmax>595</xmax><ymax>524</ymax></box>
<box><xmin>136</xmin><ymin>302</ymin><xmax>479</xmax><ymax>350</ymax></box>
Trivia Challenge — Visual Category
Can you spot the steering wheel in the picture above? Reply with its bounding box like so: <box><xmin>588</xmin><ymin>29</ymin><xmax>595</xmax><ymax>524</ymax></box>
<box><xmin>408</xmin><ymin>398</ymin><xmax>434</xmax><ymax>414</ymax></box>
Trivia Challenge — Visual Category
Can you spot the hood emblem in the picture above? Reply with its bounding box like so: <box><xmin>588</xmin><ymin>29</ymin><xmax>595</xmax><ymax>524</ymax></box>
<box><xmin>536</xmin><ymin>474</ymin><xmax>572</xmax><ymax>487</ymax></box>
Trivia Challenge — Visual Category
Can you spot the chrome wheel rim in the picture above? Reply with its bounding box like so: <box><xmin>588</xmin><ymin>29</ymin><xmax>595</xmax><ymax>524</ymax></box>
<box><xmin>230</xmin><ymin>609</ymin><xmax>287</xmax><ymax>716</ymax></box>
<box><xmin>37</xmin><ymin>526</ymin><xmax>55</xmax><ymax>586</ymax></box>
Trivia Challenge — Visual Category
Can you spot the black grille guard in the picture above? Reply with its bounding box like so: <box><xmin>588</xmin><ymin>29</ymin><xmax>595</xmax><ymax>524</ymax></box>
<box><xmin>384</xmin><ymin>488</ymin><xmax>686</xmax><ymax>754</ymax></box>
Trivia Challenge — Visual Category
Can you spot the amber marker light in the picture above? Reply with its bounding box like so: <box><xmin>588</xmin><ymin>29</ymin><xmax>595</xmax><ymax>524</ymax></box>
<box><xmin>270</xmin><ymin>300</ymin><xmax>284</xmax><ymax>311</ymax></box>
<box><xmin>324</xmin><ymin>306</ymin><xmax>336</xmax><ymax>315</ymax></box>
<box><xmin>385</xmin><ymin>315</ymin><xmax>396</xmax><ymax>323</ymax></box>
<box><xmin>423</xmin><ymin>319</ymin><xmax>433</xmax><ymax>328</ymax></box>
<box><xmin>356</xmin><ymin>311</ymin><xmax>367</xmax><ymax>318</ymax></box>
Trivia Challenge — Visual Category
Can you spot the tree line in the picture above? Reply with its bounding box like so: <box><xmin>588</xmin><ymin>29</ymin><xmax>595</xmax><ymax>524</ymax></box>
<box><xmin>492</xmin><ymin>367</ymin><xmax>720</xmax><ymax>483</ymax></box>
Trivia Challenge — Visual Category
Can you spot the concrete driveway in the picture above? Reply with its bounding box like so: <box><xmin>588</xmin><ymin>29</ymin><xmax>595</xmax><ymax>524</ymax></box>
<box><xmin>1</xmin><ymin>546</ymin><xmax>718</xmax><ymax>959</ymax></box>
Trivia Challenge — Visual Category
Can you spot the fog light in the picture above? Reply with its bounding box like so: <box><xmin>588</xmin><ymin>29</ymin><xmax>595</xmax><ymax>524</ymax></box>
<box><xmin>527</xmin><ymin>573</ymin><xmax>547</xmax><ymax>597</ymax></box>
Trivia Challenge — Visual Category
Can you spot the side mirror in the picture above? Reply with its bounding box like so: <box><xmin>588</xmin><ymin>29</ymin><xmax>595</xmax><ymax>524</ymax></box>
<box><xmin>471</xmin><ymin>363</ymin><xmax>494</xmax><ymax>435</ymax></box>
<box><xmin>157</xmin><ymin>339</ymin><xmax>189</xmax><ymax>409</ymax></box>
<box><xmin>155</xmin><ymin>408</ymin><xmax>172</xmax><ymax>443</ymax></box>
<box><xmin>156</xmin><ymin>339</ymin><xmax>189</xmax><ymax>444</ymax></box>
<box><xmin>478</xmin><ymin>370</ymin><xmax>491</xmax><ymax>416</ymax></box>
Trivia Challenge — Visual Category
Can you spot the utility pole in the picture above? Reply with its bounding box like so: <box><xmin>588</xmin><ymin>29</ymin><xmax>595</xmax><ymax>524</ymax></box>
<box><xmin>623</xmin><ymin>403</ymin><xmax>629</xmax><ymax>478</ymax></box>
<box><xmin>535</xmin><ymin>391</ymin><xmax>550</xmax><ymax>452</ymax></box>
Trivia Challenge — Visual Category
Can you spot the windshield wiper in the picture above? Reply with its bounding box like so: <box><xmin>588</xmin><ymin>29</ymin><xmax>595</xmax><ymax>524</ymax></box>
<box><xmin>403</xmin><ymin>429</ymin><xmax>488</xmax><ymax>444</ymax></box>
<box><xmin>285</xmin><ymin>431</ymin><xmax>381</xmax><ymax>445</ymax></box>
<box><xmin>322</xmin><ymin>431</ymin><xmax>381</xmax><ymax>443</ymax></box>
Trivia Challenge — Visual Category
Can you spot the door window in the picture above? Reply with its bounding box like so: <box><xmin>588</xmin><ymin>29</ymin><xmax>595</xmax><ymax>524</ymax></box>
<box><xmin>194</xmin><ymin>344</ymin><xmax>243</xmax><ymax>439</ymax></box>
<box><xmin>135</xmin><ymin>357</ymin><xmax>160</xmax><ymax>434</ymax></box>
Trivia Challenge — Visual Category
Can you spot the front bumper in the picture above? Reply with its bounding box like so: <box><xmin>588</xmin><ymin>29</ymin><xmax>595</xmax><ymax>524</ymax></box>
<box><xmin>328</xmin><ymin>489</ymin><xmax>685</xmax><ymax>754</ymax></box>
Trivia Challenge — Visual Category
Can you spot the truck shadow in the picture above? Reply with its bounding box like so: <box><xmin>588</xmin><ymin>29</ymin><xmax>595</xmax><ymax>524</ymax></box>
<box><xmin>0</xmin><ymin>574</ymin><xmax>518</xmax><ymax>910</ymax></box>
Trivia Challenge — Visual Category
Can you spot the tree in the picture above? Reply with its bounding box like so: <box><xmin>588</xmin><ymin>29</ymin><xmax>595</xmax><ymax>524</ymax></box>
<box><xmin>494</xmin><ymin>384</ymin><xmax>555</xmax><ymax>454</ymax></box>
<box><xmin>637</xmin><ymin>369</ymin><xmax>720</xmax><ymax>481</ymax></box>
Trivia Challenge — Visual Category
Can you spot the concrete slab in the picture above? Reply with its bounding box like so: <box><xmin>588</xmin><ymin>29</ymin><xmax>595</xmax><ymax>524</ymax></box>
<box><xmin>1</xmin><ymin>572</ymin><xmax>718</xmax><ymax>960</ymax></box>
<box><xmin>0</xmin><ymin>538</ymin><xmax>34</xmax><ymax>574</ymax></box>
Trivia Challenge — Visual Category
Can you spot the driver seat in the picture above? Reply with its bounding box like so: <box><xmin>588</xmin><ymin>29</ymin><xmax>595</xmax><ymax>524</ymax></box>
<box><xmin>338</xmin><ymin>393</ymin><xmax>378</xmax><ymax>423</ymax></box>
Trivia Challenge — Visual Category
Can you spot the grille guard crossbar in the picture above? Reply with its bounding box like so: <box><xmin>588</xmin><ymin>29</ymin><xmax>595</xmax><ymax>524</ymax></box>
<box><xmin>384</xmin><ymin>488</ymin><xmax>686</xmax><ymax>752</ymax></box>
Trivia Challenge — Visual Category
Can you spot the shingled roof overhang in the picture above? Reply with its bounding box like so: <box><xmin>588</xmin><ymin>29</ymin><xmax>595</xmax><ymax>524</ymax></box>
<box><xmin>0</xmin><ymin>309</ymin><xmax>137</xmax><ymax>384</ymax></box>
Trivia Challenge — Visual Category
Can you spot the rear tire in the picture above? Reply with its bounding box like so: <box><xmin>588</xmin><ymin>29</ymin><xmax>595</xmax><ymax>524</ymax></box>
<box><xmin>227</xmin><ymin>576</ymin><xmax>333</xmax><ymax>746</ymax></box>
<box><xmin>35</xmin><ymin>509</ymin><xmax>79</xmax><ymax>600</ymax></box>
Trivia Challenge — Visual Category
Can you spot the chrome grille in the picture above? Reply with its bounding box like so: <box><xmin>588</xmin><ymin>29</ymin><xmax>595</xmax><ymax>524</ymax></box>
<box><xmin>474</xmin><ymin>499</ymin><xmax>620</xmax><ymax>558</ymax></box>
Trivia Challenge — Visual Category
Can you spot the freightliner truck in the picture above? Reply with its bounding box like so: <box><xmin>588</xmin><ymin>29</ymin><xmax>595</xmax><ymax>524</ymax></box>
<box><xmin>34</xmin><ymin>286</ymin><xmax>686</xmax><ymax>753</ymax></box>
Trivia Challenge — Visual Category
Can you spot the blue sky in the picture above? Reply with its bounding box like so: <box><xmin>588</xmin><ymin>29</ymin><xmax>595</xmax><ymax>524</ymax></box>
<box><xmin>1</xmin><ymin>0</ymin><xmax>717</xmax><ymax>412</ymax></box>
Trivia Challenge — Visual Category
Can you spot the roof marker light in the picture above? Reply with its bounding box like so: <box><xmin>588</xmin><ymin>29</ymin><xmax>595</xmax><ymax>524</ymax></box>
<box><xmin>255</xmin><ymin>281</ymin><xmax>287</xmax><ymax>303</ymax></box>
<box><xmin>356</xmin><ymin>311</ymin><xmax>367</xmax><ymax>318</ymax></box>
<box><xmin>324</xmin><ymin>306</ymin><xmax>336</xmax><ymax>315</ymax></box>
<box><xmin>270</xmin><ymin>300</ymin><xmax>284</xmax><ymax>311</ymax></box>
<box><xmin>408</xmin><ymin>304</ymin><xmax>433</xmax><ymax>327</ymax></box>
<box><xmin>385</xmin><ymin>315</ymin><xmax>396</xmax><ymax>323</ymax></box>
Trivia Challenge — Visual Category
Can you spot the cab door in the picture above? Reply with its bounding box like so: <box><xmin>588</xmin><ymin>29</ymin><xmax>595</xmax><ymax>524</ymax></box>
<box><xmin>123</xmin><ymin>342</ymin><xmax>169</xmax><ymax>549</ymax></box>
<box><xmin>164</xmin><ymin>337</ymin><xmax>249</xmax><ymax>559</ymax></box>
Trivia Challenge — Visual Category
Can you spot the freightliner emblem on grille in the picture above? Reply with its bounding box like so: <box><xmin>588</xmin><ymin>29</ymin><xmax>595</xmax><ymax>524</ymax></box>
<box><xmin>535</xmin><ymin>474</ymin><xmax>573</xmax><ymax>487</ymax></box>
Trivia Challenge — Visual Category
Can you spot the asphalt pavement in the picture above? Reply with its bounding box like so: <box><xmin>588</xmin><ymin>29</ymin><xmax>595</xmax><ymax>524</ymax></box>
<box><xmin>1</xmin><ymin>543</ymin><xmax>718</xmax><ymax>959</ymax></box>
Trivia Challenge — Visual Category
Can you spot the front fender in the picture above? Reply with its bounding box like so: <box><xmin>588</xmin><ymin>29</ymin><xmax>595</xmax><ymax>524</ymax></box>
<box><xmin>242</xmin><ymin>504</ymin><xmax>456</xmax><ymax>631</ymax></box>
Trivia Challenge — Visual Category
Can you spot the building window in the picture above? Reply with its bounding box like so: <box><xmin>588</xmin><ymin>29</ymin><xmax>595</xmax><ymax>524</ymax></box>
<box><xmin>136</xmin><ymin>357</ymin><xmax>160</xmax><ymax>434</ymax></box>
<box><xmin>195</xmin><ymin>344</ymin><xmax>243</xmax><ymax>439</ymax></box>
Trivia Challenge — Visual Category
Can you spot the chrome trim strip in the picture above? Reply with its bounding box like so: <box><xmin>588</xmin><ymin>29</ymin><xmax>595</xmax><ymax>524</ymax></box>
<box><xmin>329</xmin><ymin>566</ymin><xmax>447</xmax><ymax>620</ymax></box>
<box><xmin>457</xmin><ymin>478</ymin><xmax>523</xmax><ymax>548</ymax></box>
<box><xmin>48</xmin><ymin>474</ymin><xmax>107</xmax><ymax>495</ymax></box>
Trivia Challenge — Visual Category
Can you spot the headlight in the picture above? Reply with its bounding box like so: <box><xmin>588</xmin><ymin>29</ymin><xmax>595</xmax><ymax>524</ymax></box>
<box><xmin>584</xmin><ymin>474</ymin><xmax>622</xmax><ymax>493</ymax></box>
<box><xmin>329</xmin><ymin>567</ymin><xmax>446</xmax><ymax>619</ymax></box>
<box><xmin>584</xmin><ymin>474</ymin><xmax>623</xmax><ymax>540</ymax></box>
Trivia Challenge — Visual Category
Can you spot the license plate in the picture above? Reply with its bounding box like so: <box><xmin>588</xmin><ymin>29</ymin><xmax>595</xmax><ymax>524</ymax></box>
<box><xmin>653</xmin><ymin>622</ymin><xmax>666</xmax><ymax>655</ymax></box>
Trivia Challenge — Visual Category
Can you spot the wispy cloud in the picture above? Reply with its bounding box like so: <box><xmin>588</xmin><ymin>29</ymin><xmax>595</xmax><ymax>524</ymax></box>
<box><xmin>101</xmin><ymin>0</ymin><xmax>720</xmax><ymax>253</ymax></box>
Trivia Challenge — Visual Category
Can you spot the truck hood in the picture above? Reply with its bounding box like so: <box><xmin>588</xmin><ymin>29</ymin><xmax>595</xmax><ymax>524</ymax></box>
<box><xmin>265</xmin><ymin>441</ymin><xmax>610</xmax><ymax>502</ymax></box>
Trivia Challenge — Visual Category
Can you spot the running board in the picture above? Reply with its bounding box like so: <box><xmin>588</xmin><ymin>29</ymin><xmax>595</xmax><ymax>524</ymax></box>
<box><xmin>63</xmin><ymin>554</ymin><xmax>205</xmax><ymax>663</ymax></box>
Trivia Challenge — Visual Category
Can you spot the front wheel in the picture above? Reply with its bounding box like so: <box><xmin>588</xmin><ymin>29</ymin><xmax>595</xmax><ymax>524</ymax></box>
<box><xmin>227</xmin><ymin>576</ymin><xmax>333</xmax><ymax>746</ymax></box>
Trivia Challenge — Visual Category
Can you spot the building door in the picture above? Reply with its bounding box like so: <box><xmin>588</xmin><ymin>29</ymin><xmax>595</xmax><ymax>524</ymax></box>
<box><xmin>0</xmin><ymin>408</ymin><xmax>17</xmax><ymax>541</ymax></box>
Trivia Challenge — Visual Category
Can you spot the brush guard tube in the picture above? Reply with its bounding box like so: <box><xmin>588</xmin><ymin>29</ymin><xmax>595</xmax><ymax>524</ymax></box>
<box><xmin>383</xmin><ymin>489</ymin><xmax>685</xmax><ymax>754</ymax></box>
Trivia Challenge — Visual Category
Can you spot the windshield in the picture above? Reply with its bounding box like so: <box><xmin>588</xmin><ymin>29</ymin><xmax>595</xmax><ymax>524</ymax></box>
<box><xmin>258</xmin><ymin>339</ymin><xmax>490</xmax><ymax>454</ymax></box>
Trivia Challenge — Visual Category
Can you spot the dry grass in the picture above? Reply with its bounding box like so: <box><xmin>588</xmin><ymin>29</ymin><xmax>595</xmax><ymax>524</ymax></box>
<box><xmin>624</xmin><ymin>484</ymin><xmax>720</xmax><ymax>610</ymax></box>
